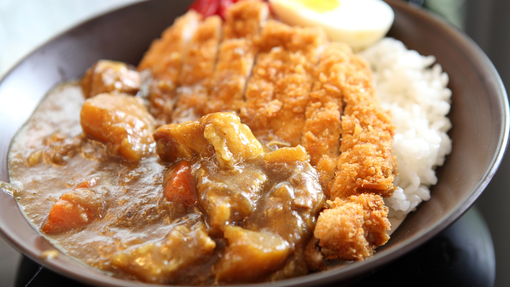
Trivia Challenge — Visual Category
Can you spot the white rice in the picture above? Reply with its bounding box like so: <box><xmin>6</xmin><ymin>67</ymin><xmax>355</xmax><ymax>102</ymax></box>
<box><xmin>361</xmin><ymin>38</ymin><xmax>453</xmax><ymax>219</ymax></box>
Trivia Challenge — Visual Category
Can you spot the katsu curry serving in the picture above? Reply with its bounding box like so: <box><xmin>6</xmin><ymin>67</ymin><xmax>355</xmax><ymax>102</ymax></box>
<box><xmin>4</xmin><ymin>0</ymin><xmax>453</xmax><ymax>284</ymax></box>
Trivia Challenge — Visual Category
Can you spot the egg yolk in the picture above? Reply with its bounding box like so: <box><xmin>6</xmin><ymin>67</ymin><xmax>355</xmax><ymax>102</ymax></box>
<box><xmin>293</xmin><ymin>0</ymin><xmax>340</xmax><ymax>13</ymax></box>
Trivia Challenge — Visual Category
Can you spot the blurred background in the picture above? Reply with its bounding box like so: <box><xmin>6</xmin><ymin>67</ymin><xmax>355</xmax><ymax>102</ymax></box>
<box><xmin>1</xmin><ymin>0</ymin><xmax>509</xmax><ymax>286</ymax></box>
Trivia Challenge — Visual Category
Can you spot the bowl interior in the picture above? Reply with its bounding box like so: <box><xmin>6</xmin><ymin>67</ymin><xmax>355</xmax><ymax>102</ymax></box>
<box><xmin>0</xmin><ymin>0</ymin><xmax>507</xmax><ymax>286</ymax></box>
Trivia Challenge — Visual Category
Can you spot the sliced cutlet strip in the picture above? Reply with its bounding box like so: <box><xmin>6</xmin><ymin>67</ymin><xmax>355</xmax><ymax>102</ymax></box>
<box><xmin>137</xmin><ymin>11</ymin><xmax>201</xmax><ymax>124</ymax></box>
<box><xmin>314</xmin><ymin>193</ymin><xmax>390</xmax><ymax>261</ymax></box>
<box><xmin>223</xmin><ymin>0</ymin><xmax>269</xmax><ymax>39</ymax></box>
<box><xmin>241</xmin><ymin>20</ymin><xmax>327</xmax><ymax>146</ymax></box>
<box><xmin>302</xmin><ymin>43</ymin><xmax>353</xmax><ymax>195</ymax></box>
<box><xmin>171</xmin><ymin>16</ymin><xmax>222</xmax><ymax>123</ymax></box>
<box><xmin>311</xmin><ymin>46</ymin><xmax>395</xmax><ymax>263</ymax></box>
<box><xmin>204</xmin><ymin>0</ymin><xmax>269</xmax><ymax>115</ymax></box>
<box><xmin>329</xmin><ymin>46</ymin><xmax>396</xmax><ymax>199</ymax></box>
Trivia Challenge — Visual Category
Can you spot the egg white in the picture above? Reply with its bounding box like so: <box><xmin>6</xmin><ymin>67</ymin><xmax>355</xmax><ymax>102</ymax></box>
<box><xmin>270</xmin><ymin>0</ymin><xmax>395</xmax><ymax>51</ymax></box>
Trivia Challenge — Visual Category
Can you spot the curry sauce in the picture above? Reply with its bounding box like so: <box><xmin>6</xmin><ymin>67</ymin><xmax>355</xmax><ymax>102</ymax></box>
<box><xmin>8</xmin><ymin>82</ymin><xmax>326</xmax><ymax>284</ymax></box>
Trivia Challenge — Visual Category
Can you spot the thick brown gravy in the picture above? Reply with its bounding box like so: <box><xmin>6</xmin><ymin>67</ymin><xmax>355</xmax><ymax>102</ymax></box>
<box><xmin>8</xmin><ymin>83</ymin><xmax>175</xmax><ymax>271</ymax></box>
<box><xmin>8</xmin><ymin>82</ymin><xmax>325</xmax><ymax>284</ymax></box>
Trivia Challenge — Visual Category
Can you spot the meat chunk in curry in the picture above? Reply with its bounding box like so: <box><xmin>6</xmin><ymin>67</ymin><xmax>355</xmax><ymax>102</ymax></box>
<box><xmin>153</xmin><ymin>112</ymin><xmax>264</xmax><ymax>166</ymax></box>
<box><xmin>80</xmin><ymin>60</ymin><xmax>140</xmax><ymax>99</ymax></box>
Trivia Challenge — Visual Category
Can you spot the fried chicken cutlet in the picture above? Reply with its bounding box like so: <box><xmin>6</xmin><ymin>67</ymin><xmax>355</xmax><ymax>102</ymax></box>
<box><xmin>138</xmin><ymin>11</ymin><xmax>201</xmax><ymax>124</ymax></box>
<box><xmin>329</xmin><ymin>49</ymin><xmax>396</xmax><ymax>199</ymax></box>
<box><xmin>312</xmin><ymin>44</ymin><xmax>394</xmax><ymax>263</ymax></box>
<box><xmin>241</xmin><ymin>20</ymin><xmax>327</xmax><ymax>146</ymax></box>
<box><xmin>314</xmin><ymin>193</ymin><xmax>390</xmax><ymax>261</ymax></box>
<box><xmin>171</xmin><ymin>16</ymin><xmax>222</xmax><ymax>123</ymax></box>
<box><xmin>302</xmin><ymin>43</ymin><xmax>352</xmax><ymax>193</ymax></box>
<box><xmin>204</xmin><ymin>0</ymin><xmax>269</xmax><ymax>115</ymax></box>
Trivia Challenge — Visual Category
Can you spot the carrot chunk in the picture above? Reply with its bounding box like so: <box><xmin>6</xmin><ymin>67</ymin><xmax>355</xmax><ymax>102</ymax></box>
<box><xmin>163</xmin><ymin>161</ymin><xmax>197</xmax><ymax>206</ymax></box>
<box><xmin>75</xmin><ymin>178</ymin><xmax>98</xmax><ymax>189</ymax></box>
<box><xmin>41</xmin><ymin>189</ymin><xmax>103</xmax><ymax>234</ymax></box>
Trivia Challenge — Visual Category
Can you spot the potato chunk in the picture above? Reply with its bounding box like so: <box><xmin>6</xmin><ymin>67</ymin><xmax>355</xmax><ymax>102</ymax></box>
<box><xmin>215</xmin><ymin>226</ymin><xmax>290</xmax><ymax>283</ymax></box>
<box><xmin>80</xmin><ymin>93</ymin><xmax>155</xmax><ymax>161</ymax></box>
<box><xmin>196</xmin><ymin>164</ymin><xmax>267</xmax><ymax>233</ymax></box>
<box><xmin>112</xmin><ymin>219</ymin><xmax>215</xmax><ymax>284</ymax></box>
<box><xmin>80</xmin><ymin>60</ymin><xmax>140</xmax><ymax>98</ymax></box>
<box><xmin>263</xmin><ymin>145</ymin><xmax>309</xmax><ymax>165</ymax></box>
<box><xmin>154</xmin><ymin>113</ymin><xmax>264</xmax><ymax>167</ymax></box>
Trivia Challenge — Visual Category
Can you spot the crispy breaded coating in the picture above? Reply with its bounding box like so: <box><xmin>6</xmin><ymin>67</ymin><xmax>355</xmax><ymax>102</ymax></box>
<box><xmin>314</xmin><ymin>193</ymin><xmax>390</xmax><ymax>261</ymax></box>
<box><xmin>138</xmin><ymin>11</ymin><xmax>200</xmax><ymax>79</ymax></box>
<box><xmin>80</xmin><ymin>60</ymin><xmax>140</xmax><ymax>98</ymax></box>
<box><xmin>299</xmin><ymin>44</ymin><xmax>395</xmax><ymax>263</ymax></box>
<box><xmin>257</xmin><ymin>20</ymin><xmax>327</xmax><ymax>60</ymax></box>
<box><xmin>302</xmin><ymin>43</ymin><xmax>352</xmax><ymax>193</ymax></box>
<box><xmin>304</xmin><ymin>238</ymin><xmax>326</xmax><ymax>271</ymax></box>
<box><xmin>328</xmin><ymin>47</ymin><xmax>396</xmax><ymax>199</ymax></box>
<box><xmin>241</xmin><ymin>21</ymin><xmax>326</xmax><ymax>145</ymax></box>
<box><xmin>178</xmin><ymin>16</ymin><xmax>222</xmax><ymax>87</ymax></box>
<box><xmin>204</xmin><ymin>39</ymin><xmax>257</xmax><ymax>114</ymax></box>
<box><xmin>172</xmin><ymin>16</ymin><xmax>222</xmax><ymax>123</ymax></box>
<box><xmin>222</xmin><ymin>0</ymin><xmax>269</xmax><ymax>40</ymax></box>
<box><xmin>204</xmin><ymin>1</ymin><xmax>268</xmax><ymax>115</ymax></box>
<box><xmin>154</xmin><ymin>113</ymin><xmax>264</xmax><ymax>167</ymax></box>
<box><xmin>138</xmin><ymin>11</ymin><xmax>201</xmax><ymax>123</ymax></box>
<box><xmin>171</xmin><ymin>85</ymin><xmax>210</xmax><ymax>123</ymax></box>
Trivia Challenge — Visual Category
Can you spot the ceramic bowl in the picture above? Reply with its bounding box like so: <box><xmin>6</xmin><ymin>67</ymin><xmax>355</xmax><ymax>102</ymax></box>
<box><xmin>0</xmin><ymin>0</ymin><xmax>508</xmax><ymax>285</ymax></box>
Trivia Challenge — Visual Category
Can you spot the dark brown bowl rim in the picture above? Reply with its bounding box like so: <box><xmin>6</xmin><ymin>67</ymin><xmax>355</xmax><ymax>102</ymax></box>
<box><xmin>0</xmin><ymin>0</ymin><xmax>508</xmax><ymax>286</ymax></box>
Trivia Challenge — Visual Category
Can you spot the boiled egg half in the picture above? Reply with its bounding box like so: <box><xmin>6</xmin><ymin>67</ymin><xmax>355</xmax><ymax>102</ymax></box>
<box><xmin>270</xmin><ymin>0</ymin><xmax>394</xmax><ymax>50</ymax></box>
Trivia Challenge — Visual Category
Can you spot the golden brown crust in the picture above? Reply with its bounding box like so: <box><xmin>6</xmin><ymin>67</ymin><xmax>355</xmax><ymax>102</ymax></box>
<box><xmin>314</xmin><ymin>194</ymin><xmax>390</xmax><ymax>261</ymax></box>
<box><xmin>178</xmin><ymin>16</ymin><xmax>222</xmax><ymax>87</ymax></box>
<box><xmin>172</xmin><ymin>16</ymin><xmax>222</xmax><ymax>123</ymax></box>
<box><xmin>241</xmin><ymin>21</ymin><xmax>326</xmax><ymax>146</ymax></box>
<box><xmin>223</xmin><ymin>0</ymin><xmax>269</xmax><ymax>40</ymax></box>
<box><xmin>137</xmin><ymin>11</ymin><xmax>201</xmax><ymax>124</ymax></box>
<box><xmin>138</xmin><ymin>11</ymin><xmax>201</xmax><ymax>79</ymax></box>
<box><xmin>257</xmin><ymin>20</ymin><xmax>327</xmax><ymax>60</ymax></box>
<box><xmin>302</xmin><ymin>43</ymin><xmax>353</xmax><ymax>193</ymax></box>
<box><xmin>328</xmin><ymin>48</ymin><xmax>396</xmax><ymax>199</ymax></box>
<box><xmin>204</xmin><ymin>39</ymin><xmax>257</xmax><ymax>114</ymax></box>
<box><xmin>204</xmin><ymin>0</ymin><xmax>268</xmax><ymax>115</ymax></box>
